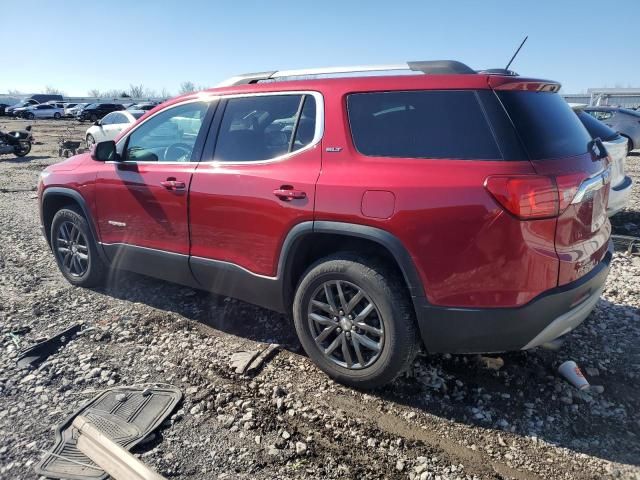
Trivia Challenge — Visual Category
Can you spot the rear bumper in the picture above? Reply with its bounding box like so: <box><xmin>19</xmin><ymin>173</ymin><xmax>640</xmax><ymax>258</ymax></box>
<box><xmin>414</xmin><ymin>243</ymin><xmax>613</xmax><ymax>353</ymax></box>
<box><xmin>607</xmin><ymin>176</ymin><xmax>633</xmax><ymax>217</ymax></box>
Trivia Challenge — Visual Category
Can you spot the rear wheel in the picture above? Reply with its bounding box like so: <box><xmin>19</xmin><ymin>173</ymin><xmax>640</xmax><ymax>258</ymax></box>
<box><xmin>293</xmin><ymin>254</ymin><xmax>420</xmax><ymax>389</ymax></box>
<box><xmin>25</xmin><ymin>112</ymin><xmax>35</xmax><ymax>120</ymax></box>
<box><xmin>622</xmin><ymin>135</ymin><xmax>634</xmax><ymax>153</ymax></box>
<box><xmin>50</xmin><ymin>207</ymin><xmax>106</xmax><ymax>287</ymax></box>
<box><xmin>53</xmin><ymin>112</ymin><xmax>61</xmax><ymax>119</ymax></box>
<box><xmin>90</xmin><ymin>114</ymin><xmax>98</xmax><ymax>122</ymax></box>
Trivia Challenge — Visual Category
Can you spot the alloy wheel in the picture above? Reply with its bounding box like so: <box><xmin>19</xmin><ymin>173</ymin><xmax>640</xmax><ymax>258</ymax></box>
<box><xmin>56</xmin><ymin>221</ymin><xmax>89</xmax><ymax>277</ymax></box>
<box><xmin>307</xmin><ymin>280</ymin><xmax>385</xmax><ymax>370</ymax></box>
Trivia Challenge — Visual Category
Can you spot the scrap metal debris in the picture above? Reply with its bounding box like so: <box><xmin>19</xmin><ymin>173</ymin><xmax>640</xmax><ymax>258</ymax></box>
<box><xmin>230</xmin><ymin>343</ymin><xmax>280</xmax><ymax>375</ymax></box>
<box><xmin>16</xmin><ymin>323</ymin><xmax>82</xmax><ymax>369</ymax></box>
<box><xmin>611</xmin><ymin>234</ymin><xmax>640</xmax><ymax>256</ymax></box>
<box><xmin>36</xmin><ymin>385</ymin><xmax>181</xmax><ymax>479</ymax></box>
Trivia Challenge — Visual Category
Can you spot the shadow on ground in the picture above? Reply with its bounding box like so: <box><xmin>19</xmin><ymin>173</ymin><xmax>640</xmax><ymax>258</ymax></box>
<box><xmin>97</xmin><ymin>266</ymin><xmax>640</xmax><ymax>467</ymax></box>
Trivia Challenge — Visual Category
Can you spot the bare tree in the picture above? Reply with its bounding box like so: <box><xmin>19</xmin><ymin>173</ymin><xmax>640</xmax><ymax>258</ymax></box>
<box><xmin>143</xmin><ymin>87</ymin><xmax>158</xmax><ymax>98</ymax></box>
<box><xmin>44</xmin><ymin>85</ymin><xmax>65</xmax><ymax>95</ymax></box>
<box><xmin>179</xmin><ymin>81</ymin><xmax>196</xmax><ymax>94</ymax></box>
<box><xmin>128</xmin><ymin>84</ymin><xmax>145</xmax><ymax>98</ymax></box>
<box><xmin>7</xmin><ymin>89</ymin><xmax>22</xmax><ymax>95</ymax></box>
<box><xmin>160</xmin><ymin>87</ymin><xmax>171</xmax><ymax>99</ymax></box>
<box><xmin>87</xmin><ymin>88</ymin><xmax>101</xmax><ymax>97</ymax></box>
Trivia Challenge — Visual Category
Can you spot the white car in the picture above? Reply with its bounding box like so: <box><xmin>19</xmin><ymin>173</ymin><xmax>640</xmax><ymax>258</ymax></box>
<box><xmin>570</xmin><ymin>104</ymin><xmax>633</xmax><ymax>216</ymax></box>
<box><xmin>22</xmin><ymin>104</ymin><xmax>64</xmax><ymax>119</ymax></box>
<box><xmin>66</xmin><ymin>103</ymin><xmax>89</xmax><ymax>117</ymax></box>
<box><xmin>85</xmin><ymin>110</ymin><xmax>145</xmax><ymax>146</ymax></box>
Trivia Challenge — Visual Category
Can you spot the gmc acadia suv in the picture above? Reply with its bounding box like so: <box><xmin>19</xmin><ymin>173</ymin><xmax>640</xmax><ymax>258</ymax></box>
<box><xmin>38</xmin><ymin>60</ymin><xmax>613</xmax><ymax>388</ymax></box>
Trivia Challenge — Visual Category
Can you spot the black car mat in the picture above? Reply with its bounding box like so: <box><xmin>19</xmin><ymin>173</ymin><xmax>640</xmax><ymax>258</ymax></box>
<box><xmin>35</xmin><ymin>386</ymin><xmax>182</xmax><ymax>479</ymax></box>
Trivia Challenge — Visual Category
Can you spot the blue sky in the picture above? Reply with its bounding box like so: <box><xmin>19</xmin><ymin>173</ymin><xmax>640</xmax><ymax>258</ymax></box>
<box><xmin>2</xmin><ymin>0</ymin><xmax>638</xmax><ymax>96</ymax></box>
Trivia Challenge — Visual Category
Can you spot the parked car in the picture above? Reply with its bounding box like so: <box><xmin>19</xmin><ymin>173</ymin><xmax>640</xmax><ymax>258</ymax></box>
<box><xmin>0</xmin><ymin>103</ymin><xmax>10</xmax><ymax>116</ymax></box>
<box><xmin>584</xmin><ymin>106</ymin><xmax>640</xmax><ymax>152</ymax></box>
<box><xmin>6</xmin><ymin>99</ymin><xmax>39</xmax><ymax>116</ymax></box>
<box><xmin>65</xmin><ymin>103</ymin><xmax>89</xmax><ymax>117</ymax></box>
<box><xmin>38</xmin><ymin>60</ymin><xmax>613</xmax><ymax>388</ymax></box>
<box><xmin>85</xmin><ymin>110</ymin><xmax>145</xmax><ymax>146</ymax></box>
<box><xmin>77</xmin><ymin>103</ymin><xmax>125</xmax><ymax>122</ymax></box>
<box><xmin>22</xmin><ymin>104</ymin><xmax>64</xmax><ymax>119</ymax></box>
<box><xmin>572</xmin><ymin>105</ymin><xmax>633</xmax><ymax>216</ymax></box>
<box><xmin>127</xmin><ymin>102</ymin><xmax>158</xmax><ymax>111</ymax></box>
<box><xmin>29</xmin><ymin>94</ymin><xmax>63</xmax><ymax>104</ymax></box>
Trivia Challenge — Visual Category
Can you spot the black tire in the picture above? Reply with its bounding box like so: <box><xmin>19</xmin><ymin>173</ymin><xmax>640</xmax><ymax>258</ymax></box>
<box><xmin>50</xmin><ymin>206</ymin><xmax>106</xmax><ymax>287</ymax></box>
<box><xmin>86</xmin><ymin>134</ymin><xmax>95</xmax><ymax>148</ymax></box>
<box><xmin>53</xmin><ymin>112</ymin><xmax>61</xmax><ymax>119</ymax></box>
<box><xmin>25</xmin><ymin>112</ymin><xmax>35</xmax><ymax>120</ymax></box>
<box><xmin>293</xmin><ymin>253</ymin><xmax>420</xmax><ymax>389</ymax></box>
<box><xmin>622</xmin><ymin>135</ymin><xmax>634</xmax><ymax>153</ymax></box>
<box><xmin>14</xmin><ymin>142</ymin><xmax>31</xmax><ymax>157</ymax></box>
<box><xmin>90</xmin><ymin>114</ymin><xmax>98</xmax><ymax>122</ymax></box>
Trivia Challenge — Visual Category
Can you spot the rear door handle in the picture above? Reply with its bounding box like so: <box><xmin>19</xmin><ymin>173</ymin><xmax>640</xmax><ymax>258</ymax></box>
<box><xmin>161</xmin><ymin>178</ymin><xmax>186</xmax><ymax>190</ymax></box>
<box><xmin>273</xmin><ymin>187</ymin><xmax>306</xmax><ymax>201</ymax></box>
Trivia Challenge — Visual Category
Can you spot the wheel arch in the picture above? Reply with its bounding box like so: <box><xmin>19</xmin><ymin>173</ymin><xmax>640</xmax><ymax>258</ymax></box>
<box><xmin>280</xmin><ymin>221</ymin><xmax>426</xmax><ymax>313</ymax></box>
<box><xmin>41</xmin><ymin>187</ymin><xmax>106</xmax><ymax>260</ymax></box>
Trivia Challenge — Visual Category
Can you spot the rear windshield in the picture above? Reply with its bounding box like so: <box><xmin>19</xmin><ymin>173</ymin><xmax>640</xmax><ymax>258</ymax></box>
<box><xmin>575</xmin><ymin>110</ymin><xmax>618</xmax><ymax>141</ymax></box>
<box><xmin>497</xmin><ymin>91</ymin><xmax>591</xmax><ymax>160</ymax></box>
<box><xmin>347</xmin><ymin>90</ymin><xmax>501</xmax><ymax>160</ymax></box>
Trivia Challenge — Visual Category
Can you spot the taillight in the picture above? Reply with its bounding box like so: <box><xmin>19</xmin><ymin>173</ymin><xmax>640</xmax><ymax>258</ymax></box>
<box><xmin>484</xmin><ymin>175</ymin><xmax>559</xmax><ymax>219</ymax></box>
<box><xmin>555</xmin><ymin>172</ymin><xmax>587</xmax><ymax>211</ymax></box>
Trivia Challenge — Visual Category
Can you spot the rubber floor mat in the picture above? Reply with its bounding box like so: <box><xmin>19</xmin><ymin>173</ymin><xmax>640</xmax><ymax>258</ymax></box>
<box><xmin>35</xmin><ymin>386</ymin><xmax>181</xmax><ymax>479</ymax></box>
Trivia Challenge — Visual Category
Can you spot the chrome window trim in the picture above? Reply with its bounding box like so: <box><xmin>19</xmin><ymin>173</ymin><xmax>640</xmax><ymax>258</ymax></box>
<box><xmin>110</xmin><ymin>91</ymin><xmax>324</xmax><ymax>166</ymax></box>
<box><xmin>201</xmin><ymin>90</ymin><xmax>325</xmax><ymax>166</ymax></box>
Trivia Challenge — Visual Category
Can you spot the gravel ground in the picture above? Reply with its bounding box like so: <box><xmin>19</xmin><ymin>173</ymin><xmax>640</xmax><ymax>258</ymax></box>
<box><xmin>0</xmin><ymin>118</ymin><xmax>639</xmax><ymax>480</ymax></box>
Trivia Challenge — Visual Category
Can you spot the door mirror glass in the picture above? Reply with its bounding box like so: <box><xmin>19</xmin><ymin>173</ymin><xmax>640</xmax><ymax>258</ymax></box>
<box><xmin>92</xmin><ymin>140</ymin><xmax>117</xmax><ymax>162</ymax></box>
<box><xmin>94</xmin><ymin>120</ymin><xmax>101</xmax><ymax>126</ymax></box>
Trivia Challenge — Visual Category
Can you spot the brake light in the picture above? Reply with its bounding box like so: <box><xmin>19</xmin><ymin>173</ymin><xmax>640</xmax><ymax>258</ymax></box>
<box><xmin>484</xmin><ymin>175</ymin><xmax>558</xmax><ymax>219</ymax></box>
<box><xmin>555</xmin><ymin>172</ymin><xmax>587</xmax><ymax>211</ymax></box>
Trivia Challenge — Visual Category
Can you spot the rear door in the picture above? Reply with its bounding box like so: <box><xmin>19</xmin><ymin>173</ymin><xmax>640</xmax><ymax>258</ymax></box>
<box><xmin>189</xmin><ymin>92</ymin><xmax>322</xmax><ymax>283</ymax></box>
<box><xmin>496</xmin><ymin>89</ymin><xmax>611</xmax><ymax>285</ymax></box>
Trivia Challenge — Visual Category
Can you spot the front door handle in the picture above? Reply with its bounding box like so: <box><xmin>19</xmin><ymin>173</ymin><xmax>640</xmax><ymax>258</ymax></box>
<box><xmin>161</xmin><ymin>178</ymin><xmax>186</xmax><ymax>191</ymax></box>
<box><xmin>273</xmin><ymin>187</ymin><xmax>306</xmax><ymax>201</ymax></box>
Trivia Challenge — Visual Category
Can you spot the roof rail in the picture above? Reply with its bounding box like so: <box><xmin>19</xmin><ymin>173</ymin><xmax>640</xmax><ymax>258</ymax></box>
<box><xmin>217</xmin><ymin>60</ymin><xmax>476</xmax><ymax>87</ymax></box>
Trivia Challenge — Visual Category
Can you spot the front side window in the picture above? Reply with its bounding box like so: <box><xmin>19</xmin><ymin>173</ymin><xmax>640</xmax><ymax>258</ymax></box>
<box><xmin>124</xmin><ymin>102</ymin><xmax>209</xmax><ymax>162</ymax></box>
<box><xmin>347</xmin><ymin>90</ymin><xmax>501</xmax><ymax>160</ymax></box>
<box><xmin>214</xmin><ymin>94</ymin><xmax>317</xmax><ymax>162</ymax></box>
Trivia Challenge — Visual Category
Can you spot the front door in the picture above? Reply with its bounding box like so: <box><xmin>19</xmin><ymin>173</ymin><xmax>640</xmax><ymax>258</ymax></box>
<box><xmin>94</xmin><ymin>100</ymin><xmax>213</xmax><ymax>284</ymax></box>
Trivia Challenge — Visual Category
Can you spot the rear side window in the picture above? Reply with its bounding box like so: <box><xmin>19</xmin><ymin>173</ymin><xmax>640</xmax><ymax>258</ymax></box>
<box><xmin>347</xmin><ymin>90</ymin><xmax>501</xmax><ymax>160</ymax></box>
<box><xmin>575</xmin><ymin>110</ymin><xmax>618</xmax><ymax>141</ymax></box>
<box><xmin>214</xmin><ymin>94</ymin><xmax>317</xmax><ymax>162</ymax></box>
<box><xmin>498</xmin><ymin>91</ymin><xmax>592</xmax><ymax>160</ymax></box>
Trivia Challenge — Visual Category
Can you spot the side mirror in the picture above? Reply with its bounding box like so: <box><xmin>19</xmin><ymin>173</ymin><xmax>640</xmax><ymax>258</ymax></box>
<box><xmin>94</xmin><ymin>120</ymin><xmax>101</xmax><ymax>126</ymax></box>
<box><xmin>92</xmin><ymin>140</ymin><xmax>118</xmax><ymax>162</ymax></box>
<box><xmin>589</xmin><ymin>138</ymin><xmax>609</xmax><ymax>161</ymax></box>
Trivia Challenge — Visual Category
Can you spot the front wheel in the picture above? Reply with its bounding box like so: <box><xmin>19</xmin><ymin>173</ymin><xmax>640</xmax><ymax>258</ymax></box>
<box><xmin>14</xmin><ymin>142</ymin><xmax>31</xmax><ymax>157</ymax></box>
<box><xmin>25</xmin><ymin>112</ymin><xmax>35</xmax><ymax>120</ymax></box>
<box><xmin>90</xmin><ymin>114</ymin><xmax>98</xmax><ymax>122</ymax></box>
<box><xmin>293</xmin><ymin>254</ymin><xmax>420</xmax><ymax>389</ymax></box>
<box><xmin>53</xmin><ymin>112</ymin><xmax>61</xmax><ymax>119</ymax></box>
<box><xmin>50</xmin><ymin>207</ymin><xmax>106</xmax><ymax>287</ymax></box>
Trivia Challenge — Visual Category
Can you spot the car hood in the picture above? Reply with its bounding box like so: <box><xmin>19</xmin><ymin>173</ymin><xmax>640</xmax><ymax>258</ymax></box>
<box><xmin>46</xmin><ymin>152</ymin><xmax>91</xmax><ymax>172</ymax></box>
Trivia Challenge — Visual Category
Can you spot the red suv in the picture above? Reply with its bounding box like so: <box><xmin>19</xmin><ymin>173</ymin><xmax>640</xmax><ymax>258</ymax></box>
<box><xmin>38</xmin><ymin>60</ymin><xmax>612</xmax><ymax>388</ymax></box>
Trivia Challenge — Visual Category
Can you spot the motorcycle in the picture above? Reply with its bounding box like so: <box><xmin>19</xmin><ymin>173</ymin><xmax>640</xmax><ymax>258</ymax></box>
<box><xmin>0</xmin><ymin>125</ymin><xmax>33</xmax><ymax>157</ymax></box>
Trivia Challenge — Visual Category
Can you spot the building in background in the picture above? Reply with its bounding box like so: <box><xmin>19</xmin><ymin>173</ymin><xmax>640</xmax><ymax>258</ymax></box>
<box><xmin>563</xmin><ymin>88</ymin><xmax>640</xmax><ymax>109</ymax></box>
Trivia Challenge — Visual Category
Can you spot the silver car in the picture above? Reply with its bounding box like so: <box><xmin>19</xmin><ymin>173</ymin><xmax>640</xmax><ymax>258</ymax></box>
<box><xmin>574</xmin><ymin>107</ymin><xmax>633</xmax><ymax>216</ymax></box>
<box><xmin>584</xmin><ymin>106</ymin><xmax>640</xmax><ymax>153</ymax></box>
<box><xmin>22</xmin><ymin>104</ymin><xmax>64</xmax><ymax>120</ymax></box>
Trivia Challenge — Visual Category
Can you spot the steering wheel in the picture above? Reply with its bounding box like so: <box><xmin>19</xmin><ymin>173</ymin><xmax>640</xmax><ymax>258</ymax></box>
<box><xmin>164</xmin><ymin>143</ymin><xmax>192</xmax><ymax>161</ymax></box>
